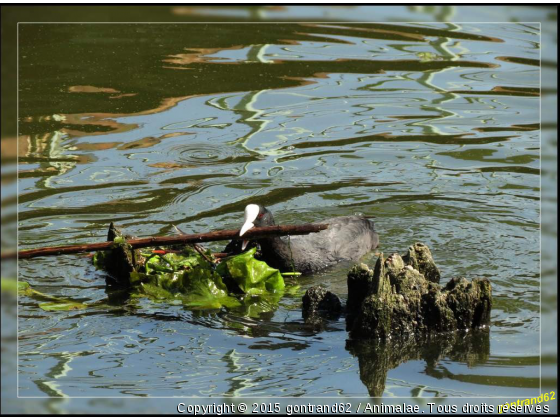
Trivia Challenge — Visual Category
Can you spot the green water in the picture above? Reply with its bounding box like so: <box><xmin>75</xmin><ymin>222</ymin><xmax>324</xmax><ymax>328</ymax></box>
<box><xmin>3</xmin><ymin>6</ymin><xmax>554</xmax><ymax>412</ymax></box>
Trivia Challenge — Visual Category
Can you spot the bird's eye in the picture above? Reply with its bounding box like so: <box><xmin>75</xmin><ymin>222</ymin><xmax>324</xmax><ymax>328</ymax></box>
<box><xmin>257</xmin><ymin>213</ymin><xmax>263</xmax><ymax>219</ymax></box>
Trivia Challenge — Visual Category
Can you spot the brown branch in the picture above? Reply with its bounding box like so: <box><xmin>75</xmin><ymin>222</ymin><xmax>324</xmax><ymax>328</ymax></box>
<box><xmin>171</xmin><ymin>224</ymin><xmax>214</xmax><ymax>264</ymax></box>
<box><xmin>3</xmin><ymin>224</ymin><xmax>329</xmax><ymax>260</ymax></box>
<box><xmin>192</xmin><ymin>244</ymin><xmax>214</xmax><ymax>264</ymax></box>
<box><xmin>143</xmin><ymin>249</ymin><xmax>229</xmax><ymax>259</ymax></box>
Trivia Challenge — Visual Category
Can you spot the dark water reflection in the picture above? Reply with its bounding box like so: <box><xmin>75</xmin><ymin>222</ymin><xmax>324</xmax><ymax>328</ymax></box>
<box><xmin>15</xmin><ymin>19</ymin><xmax>541</xmax><ymax>399</ymax></box>
<box><xmin>347</xmin><ymin>331</ymin><xmax>494</xmax><ymax>397</ymax></box>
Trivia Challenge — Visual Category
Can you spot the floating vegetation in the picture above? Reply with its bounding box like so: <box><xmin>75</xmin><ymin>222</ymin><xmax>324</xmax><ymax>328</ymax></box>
<box><xmin>93</xmin><ymin>225</ymin><xmax>289</xmax><ymax>313</ymax></box>
<box><xmin>17</xmin><ymin>280</ymin><xmax>88</xmax><ymax>311</ymax></box>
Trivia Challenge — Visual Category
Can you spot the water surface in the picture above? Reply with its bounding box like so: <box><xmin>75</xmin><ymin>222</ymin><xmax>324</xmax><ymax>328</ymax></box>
<box><xmin>16</xmin><ymin>21</ymin><xmax>541</xmax><ymax>399</ymax></box>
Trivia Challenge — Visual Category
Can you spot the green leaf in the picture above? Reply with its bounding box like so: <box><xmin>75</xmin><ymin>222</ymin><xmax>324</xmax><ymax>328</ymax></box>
<box><xmin>232</xmin><ymin>293</ymin><xmax>283</xmax><ymax>318</ymax></box>
<box><xmin>137</xmin><ymin>281</ymin><xmax>176</xmax><ymax>301</ymax></box>
<box><xmin>95</xmin><ymin>245</ymin><xmax>289</xmax><ymax>315</ymax></box>
<box><xmin>17</xmin><ymin>280</ymin><xmax>88</xmax><ymax>311</ymax></box>
<box><xmin>283</xmin><ymin>284</ymin><xmax>302</xmax><ymax>296</ymax></box>
<box><xmin>39</xmin><ymin>300</ymin><xmax>88</xmax><ymax>311</ymax></box>
<box><xmin>92</xmin><ymin>251</ymin><xmax>107</xmax><ymax>269</ymax></box>
<box><xmin>17</xmin><ymin>281</ymin><xmax>49</xmax><ymax>299</ymax></box>
<box><xmin>217</xmin><ymin>247</ymin><xmax>285</xmax><ymax>295</ymax></box>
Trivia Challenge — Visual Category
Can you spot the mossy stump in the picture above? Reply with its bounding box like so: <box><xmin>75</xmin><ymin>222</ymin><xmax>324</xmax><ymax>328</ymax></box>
<box><xmin>302</xmin><ymin>285</ymin><xmax>342</xmax><ymax>327</ymax></box>
<box><xmin>102</xmin><ymin>223</ymin><xmax>144</xmax><ymax>287</ymax></box>
<box><xmin>347</xmin><ymin>246</ymin><xmax>492</xmax><ymax>340</ymax></box>
<box><xmin>403</xmin><ymin>242</ymin><xmax>440</xmax><ymax>283</ymax></box>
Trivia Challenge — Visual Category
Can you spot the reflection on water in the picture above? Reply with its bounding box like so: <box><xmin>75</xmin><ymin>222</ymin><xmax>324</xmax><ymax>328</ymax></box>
<box><xmin>12</xmin><ymin>18</ymin><xmax>543</xmax><ymax>401</ymax></box>
<box><xmin>347</xmin><ymin>331</ymin><xmax>493</xmax><ymax>397</ymax></box>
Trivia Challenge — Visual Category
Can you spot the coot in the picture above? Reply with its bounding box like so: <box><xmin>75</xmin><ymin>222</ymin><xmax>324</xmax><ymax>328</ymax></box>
<box><xmin>225</xmin><ymin>204</ymin><xmax>379</xmax><ymax>274</ymax></box>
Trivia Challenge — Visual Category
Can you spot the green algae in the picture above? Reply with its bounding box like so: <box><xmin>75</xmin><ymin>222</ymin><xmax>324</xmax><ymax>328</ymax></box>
<box><xmin>93</xmin><ymin>234</ymin><xmax>286</xmax><ymax>313</ymax></box>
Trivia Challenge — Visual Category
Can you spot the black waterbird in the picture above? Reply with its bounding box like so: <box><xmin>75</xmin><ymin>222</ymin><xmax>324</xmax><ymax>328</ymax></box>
<box><xmin>225</xmin><ymin>204</ymin><xmax>379</xmax><ymax>274</ymax></box>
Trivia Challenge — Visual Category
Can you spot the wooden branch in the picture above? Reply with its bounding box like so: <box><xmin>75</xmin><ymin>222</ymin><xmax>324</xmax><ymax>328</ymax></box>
<box><xmin>3</xmin><ymin>224</ymin><xmax>329</xmax><ymax>260</ymax></box>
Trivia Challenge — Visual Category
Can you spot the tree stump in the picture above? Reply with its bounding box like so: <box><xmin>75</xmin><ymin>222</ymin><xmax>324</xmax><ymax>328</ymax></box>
<box><xmin>346</xmin><ymin>246</ymin><xmax>492</xmax><ymax>340</ymax></box>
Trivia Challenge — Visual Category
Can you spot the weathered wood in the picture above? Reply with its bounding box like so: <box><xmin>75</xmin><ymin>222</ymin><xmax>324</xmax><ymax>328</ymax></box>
<box><xmin>346</xmin><ymin>244</ymin><xmax>492</xmax><ymax>340</ymax></box>
<box><xmin>4</xmin><ymin>224</ymin><xmax>329</xmax><ymax>260</ymax></box>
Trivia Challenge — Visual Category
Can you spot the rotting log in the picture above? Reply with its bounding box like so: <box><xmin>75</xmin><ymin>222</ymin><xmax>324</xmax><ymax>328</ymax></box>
<box><xmin>299</xmin><ymin>242</ymin><xmax>492</xmax><ymax>339</ymax></box>
<box><xmin>402</xmin><ymin>242</ymin><xmax>440</xmax><ymax>283</ymax></box>
<box><xmin>4</xmin><ymin>223</ymin><xmax>329</xmax><ymax>260</ymax></box>
<box><xmin>346</xmin><ymin>246</ymin><xmax>492</xmax><ymax>340</ymax></box>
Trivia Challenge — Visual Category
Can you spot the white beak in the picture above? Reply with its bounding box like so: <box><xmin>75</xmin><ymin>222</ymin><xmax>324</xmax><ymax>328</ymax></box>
<box><xmin>239</xmin><ymin>204</ymin><xmax>260</xmax><ymax>250</ymax></box>
<box><xmin>239</xmin><ymin>221</ymin><xmax>254</xmax><ymax>237</ymax></box>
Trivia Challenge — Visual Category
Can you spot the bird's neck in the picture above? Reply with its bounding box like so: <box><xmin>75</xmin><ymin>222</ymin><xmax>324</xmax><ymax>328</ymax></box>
<box><xmin>259</xmin><ymin>236</ymin><xmax>297</xmax><ymax>271</ymax></box>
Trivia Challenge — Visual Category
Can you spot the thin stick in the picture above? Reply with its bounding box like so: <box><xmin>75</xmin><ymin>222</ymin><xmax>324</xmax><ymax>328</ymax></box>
<box><xmin>4</xmin><ymin>224</ymin><xmax>328</xmax><ymax>260</ymax></box>
<box><xmin>172</xmin><ymin>224</ymin><xmax>214</xmax><ymax>264</ymax></box>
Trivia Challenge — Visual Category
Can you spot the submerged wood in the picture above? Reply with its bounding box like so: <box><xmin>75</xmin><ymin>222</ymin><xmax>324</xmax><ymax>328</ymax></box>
<box><xmin>6</xmin><ymin>224</ymin><xmax>329</xmax><ymax>260</ymax></box>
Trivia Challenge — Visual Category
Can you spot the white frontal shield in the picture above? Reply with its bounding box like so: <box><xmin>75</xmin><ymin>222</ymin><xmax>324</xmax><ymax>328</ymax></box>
<box><xmin>239</xmin><ymin>204</ymin><xmax>260</xmax><ymax>250</ymax></box>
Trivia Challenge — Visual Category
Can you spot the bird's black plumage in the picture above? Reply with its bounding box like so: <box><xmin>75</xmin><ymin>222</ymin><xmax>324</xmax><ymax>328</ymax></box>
<box><xmin>225</xmin><ymin>205</ymin><xmax>379</xmax><ymax>274</ymax></box>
